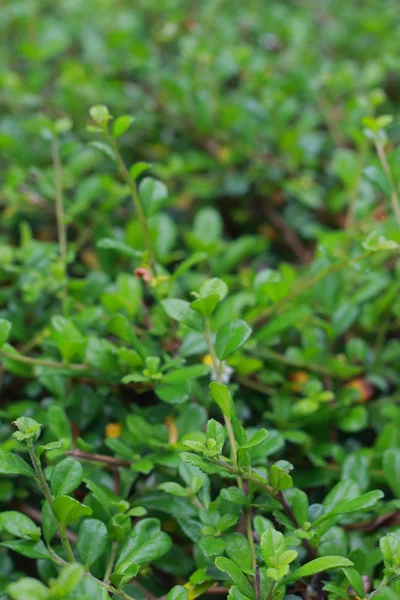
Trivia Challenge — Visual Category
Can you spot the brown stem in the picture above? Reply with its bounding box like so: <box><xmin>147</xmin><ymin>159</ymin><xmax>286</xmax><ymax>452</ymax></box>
<box><xmin>65</xmin><ymin>449</ymin><xmax>130</xmax><ymax>468</ymax></box>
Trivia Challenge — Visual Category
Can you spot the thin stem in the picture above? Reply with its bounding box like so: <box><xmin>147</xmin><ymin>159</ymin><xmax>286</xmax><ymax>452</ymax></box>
<box><xmin>106</xmin><ymin>131</ymin><xmax>155</xmax><ymax>268</ymax></box>
<box><xmin>66</xmin><ymin>449</ymin><xmax>130</xmax><ymax>468</ymax></box>
<box><xmin>52</xmin><ymin>138</ymin><xmax>68</xmax><ymax>315</ymax></box>
<box><xmin>369</xmin><ymin>576</ymin><xmax>389</xmax><ymax>599</ymax></box>
<box><xmin>27</xmin><ymin>440</ymin><xmax>75</xmax><ymax>563</ymax></box>
<box><xmin>0</xmin><ymin>350</ymin><xmax>88</xmax><ymax>371</ymax></box>
<box><xmin>375</xmin><ymin>139</ymin><xmax>400</xmax><ymax>227</ymax></box>
<box><xmin>252</xmin><ymin>251</ymin><xmax>372</xmax><ymax>326</ymax></box>
<box><xmin>204</xmin><ymin>317</ymin><xmax>242</xmax><ymax>489</ymax></box>
<box><xmin>251</xmin><ymin>347</ymin><xmax>354</xmax><ymax>379</ymax></box>
<box><xmin>103</xmin><ymin>541</ymin><xmax>118</xmax><ymax>584</ymax></box>
<box><xmin>255</xmin><ymin>566</ymin><xmax>262</xmax><ymax>600</ymax></box>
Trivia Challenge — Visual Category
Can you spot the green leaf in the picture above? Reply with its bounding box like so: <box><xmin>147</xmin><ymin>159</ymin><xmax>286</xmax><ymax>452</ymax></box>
<box><xmin>284</xmin><ymin>556</ymin><xmax>353</xmax><ymax>583</ymax></box>
<box><xmin>110</xmin><ymin>562</ymin><xmax>140</xmax><ymax>588</ymax></box>
<box><xmin>199</xmin><ymin>536</ymin><xmax>225</xmax><ymax>557</ymax></box>
<box><xmin>190</xmin><ymin>294</ymin><xmax>220</xmax><ymax>317</ymax></box>
<box><xmin>0</xmin><ymin>318</ymin><xmax>11</xmax><ymax>347</ymax></box>
<box><xmin>269</xmin><ymin>465</ymin><xmax>293</xmax><ymax>491</ymax></box>
<box><xmin>77</xmin><ymin>519</ymin><xmax>108</xmax><ymax>567</ymax></box>
<box><xmin>42</xmin><ymin>501</ymin><xmax>57</xmax><ymax>544</ymax></box>
<box><xmin>343</xmin><ymin>567</ymin><xmax>365</xmax><ymax>598</ymax></box>
<box><xmin>12</xmin><ymin>417</ymin><xmax>42</xmax><ymax>442</ymax></box>
<box><xmin>166</xmin><ymin>585</ymin><xmax>189</xmax><ymax>600</ymax></box>
<box><xmin>314</xmin><ymin>490</ymin><xmax>384</xmax><ymax>526</ymax></box>
<box><xmin>0</xmin><ymin>511</ymin><xmax>40</xmax><ymax>540</ymax></box>
<box><xmin>180</xmin><ymin>452</ymin><xmax>222</xmax><ymax>475</ymax></box>
<box><xmin>260</xmin><ymin>529</ymin><xmax>285</xmax><ymax>567</ymax></box>
<box><xmin>215</xmin><ymin>320</ymin><xmax>252</xmax><ymax>360</ymax></box>
<box><xmin>139</xmin><ymin>177</ymin><xmax>168</xmax><ymax>217</ymax></box>
<box><xmin>89</xmin><ymin>105</ymin><xmax>112</xmax><ymax>126</ymax></box>
<box><xmin>383</xmin><ymin>448</ymin><xmax>400</xmax><ymax>497</ymax></box>
<box><xmin>130</xmin><ymin>161</ymin><xmax>150</xmax><ymax>181</ymax></box>
<box><xmin>113</xmin><ymin>115</ymin><xmax>135</xmax><ymax>138</ymax></box>
<box><xmin>89</xmin><ymin>141</ymin><xmax>116</xmax><ymax>162</ymax></box>
<box><xmin>215</xmin><ymin>557</ymin><xmax>256</xmax><ymax>600</ymax></box>
<box><xmin>50</xmin><ymin>563</ymin><xmax>84</xmax><ymax>596</ymax></box>
<box><xmin>163</xmin><ymin>364</ymin><xmax>211</xmax><ymax>384</ymax></box>
<box><xmin>209</xmin><ymin>382</ymin><xmax>232</xmax><ymax>418</ymax></box>
<box><xmin>161</xmin><ymin>298</ymin><xmax>203</xmax><ymax>331</ymax></box>
<box><xmin>380</xmin><ymin>533</ymin><xmax>400</xmax><ymax>568</ymax></box>
<box><xmin>53</xmin><ymin>495</ymin><xmax>93</xmax><ymax>528</ymax></box>
<box><xmin>0</xmin><ymin>450</ymin><xmax>35</xmax><ymax>478</ymax></box>
<box><xmin>159</xmin><ymin>482</ymin><xmax>190</xmax><ymax>497</ymax></box>
<box><xmin>97</xmin><ymin>238</ymin><xmax>142</xmax><ymax>258</ymax></box>
<box><xmin>51</xmin><ymin>458</ymin><xmax>83</xmax><ymax>496</ymax></box>
<box><xmin>239</xmin><ymin>429</ymin><xmax>268</xmax><ymax>450</ymax></box>
<box><xmin>207</xmin><ymin>419</ymin><xmax>226</xmax><ymax>446</ymax></box>
<box><xmin>51</xmin><ymin>315</ymin><xmax>84</xmax><ymax>362</ymax></box>
<box><xmin>8</xmin><ymin>578</ymin><xmax>49</xmax><ymax>600</ymax></box>
<box><xmin>115</xmin><ymin>518</ymin><xmax>172</xmax><ymax>571</ymax></box>
<box><xmin>225</xmin><ymin>533</ymin><xmax>252</xmax><ymax>571</ymax></box>
<box><xmin>291</xmin><ymin>489</ymin><xmax>308</xmax><ymax>527</ymax></box>
<box><xmin>171</xmin><ymin>252</ymin><xmax>208</xmax><ymax>281</ymax></box>
<box><xmin>200</xmin><ymin>278</ymin><xmax>228</xmax><ymax>301</ymax></box>
<box><xmin>220</xmin><ymin>487</ymin><xmax>249</xmax><ymax>505</ymax></box>
<box><xmin>2</xmin><ymin>540</ymin><xmax>51</xmax><ymax>560</ymax></box>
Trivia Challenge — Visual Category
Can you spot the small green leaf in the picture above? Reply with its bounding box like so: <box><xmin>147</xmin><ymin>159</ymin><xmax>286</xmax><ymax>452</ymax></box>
<box><xmin>0</xmin><ymin>511</ymin><xmax>40</xmax><ymax>540</ymax></box>
<box><xmin>215</xmin><ymin>557</ymin><xmax>256</xmax><ymax>600</ymax></box>
<box><xmin>383</xmin><ymin>448</ymin><xmax>400</xmax><ymax>497</ymax></box>
<box><xmin>139</xmin><ymin>177</ymin><xmax>168</xmax><ymax>217</ymax></box>
<box><xmin>113</xmin><ymin>115</ymin><xmax>135</xmax><ymax>138</ymax></box>
<box><xmin>0</xmin><ymin>318</ymin><xmax>12</xmax><ymax>347</ymax></box>
<box><xmin>343</xmin><ymin>567</ymin><xmax>365</xmax><ymax>598</ymax></box>
<box><xmin>284</xmin><ymin>556</ymin><xmax>353</xmax><ymax>583</ymax></box>
<box><xmin>97</xmin><ymin>238</ymin><xmax>142</xmax><ymax>258</ymax></box>
<box><xmin>190</xmin><ymin>294</ymin><xmax>220</xmax><ymax>317</ymax></box>
<box><xmin>0</xmin><ymin>450</ymin><xmax>35</xmax><ymax>478</ymax></box>
<box><xmin>163</xmin><ymin>364</ymin><xmax>210</xmax><ymax>384</ymax></box>
<box><xmin>12</xmin><ymin>417</ymin><xmax>42</xmax><ymax>442</ymax></box>
<box><xmin>260</xmin><ymin>529</ymin><xmax>285</xmax><ymax>567</ymax></box>
<box><xmin>50</xmin><ymin>563</ymin><xmax>84</xmax><ymax>596</ymax></box>
<box><xmin>215</xmin><ymin>320</ymin><xmax>252</xmax><ymax>360</ymax></box>
<box><xmin>51</xmin><ymin>458</ymin><xmax>83</xmax><ymax>496</ymax></box>
<box><xmin>166</xmin><ymin>585</ymin><xmax>189</xmax><ymax>600</ymax></box>
<box><xmin>89</xmin><ymin>105</ymin><xmax>112</xmax><ymax>126</ymax></box>
<box><xmin>2</xmin><ymin>540</ymin><xmax>51</xmax><ymax>560</ymax></box>
<box><xmin>130</xmin><ymin>161</ymin><xmax>150</xmax><ymax>181</ymax></box>
<box><xmin>225</xmin><ymin>533</ymin><xmax>252</xmax><ymax>571</ymax></box>
<box><xmin>159</xmin><ymin>482</ymin><xmax>190</xmax><ymax>497</ymax></box>
<box><xmin>53</xmin><ymin>495</ymin><xmax>93</xmax><ymax>528</ymax></box>
<box><xmin>77</xmin><ymin>519</ymin><xmax>108</xmax><ymax>567</ymax></box>
<box><xmin>209</xmin><ymin>382</ymin><xmax>232</xmax><ymax>418</ymax></box>
<box><xmin>115</xmin><ymin>518</ymin><xmax>172</xmax><ymax>571</ymax></box>
<box><xmin>220</xmin><ymin>487</ymin><xmax>249</xmax><ymax>505</ymax></box>
<box><xmin>89</xmin><ymin>141</ymin><xmax>116</xmax><ymax>162</ymax></box>
<box><xmin>110</xmin><ymin>562</ymin><xmax>139</xmax><ymax>588</ymax></box>
<box><xmin>8</xmin><ymin>578</ymin><xmax>49</xmax><ymax>600</ymax></box>
<box><xmin>239</xmin><ymin>429</ymin><xmax>268</xmax><ymax>450</ymax></box>
<box><xmin>199</xmin><ymin>536</ymin><xmax>225</xmax><ymax>557</ymax></box>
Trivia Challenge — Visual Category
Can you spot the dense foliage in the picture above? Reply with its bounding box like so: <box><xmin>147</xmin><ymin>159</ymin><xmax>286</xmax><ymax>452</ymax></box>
<box><xmin>2</xmin><ymin>1</ymin><xmax>400</xmax><ymax>599</ymax></box>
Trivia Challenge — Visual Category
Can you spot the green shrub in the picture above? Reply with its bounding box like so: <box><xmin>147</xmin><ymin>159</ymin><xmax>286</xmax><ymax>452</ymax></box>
<box><xmin>2</xmin><ymin>2</ymin><xmax>400</xmax><ymax>600</ymax></box>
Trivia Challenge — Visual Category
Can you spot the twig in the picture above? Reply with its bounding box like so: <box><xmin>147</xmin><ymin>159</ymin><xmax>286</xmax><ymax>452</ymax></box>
<box><xmin>263</xmin><ymin>203</ymin><xmax>311</xmax><ymax>263</ymax></box>
<box><xmin>65</xmin><ymin>449</ymin><xmax>130</xmax><ymax>468</ymax></box>
<box><xmin>0</xmin><ymin>350</ymin><xmax>87</xmax><ymax>371</ymax></box>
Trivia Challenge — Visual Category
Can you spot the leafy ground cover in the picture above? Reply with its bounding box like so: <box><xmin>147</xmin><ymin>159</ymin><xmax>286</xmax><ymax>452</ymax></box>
<box><xmin>2</xmin><ymin>1</ymin><xmax>400</xmax><ymax>599</ymax></box>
